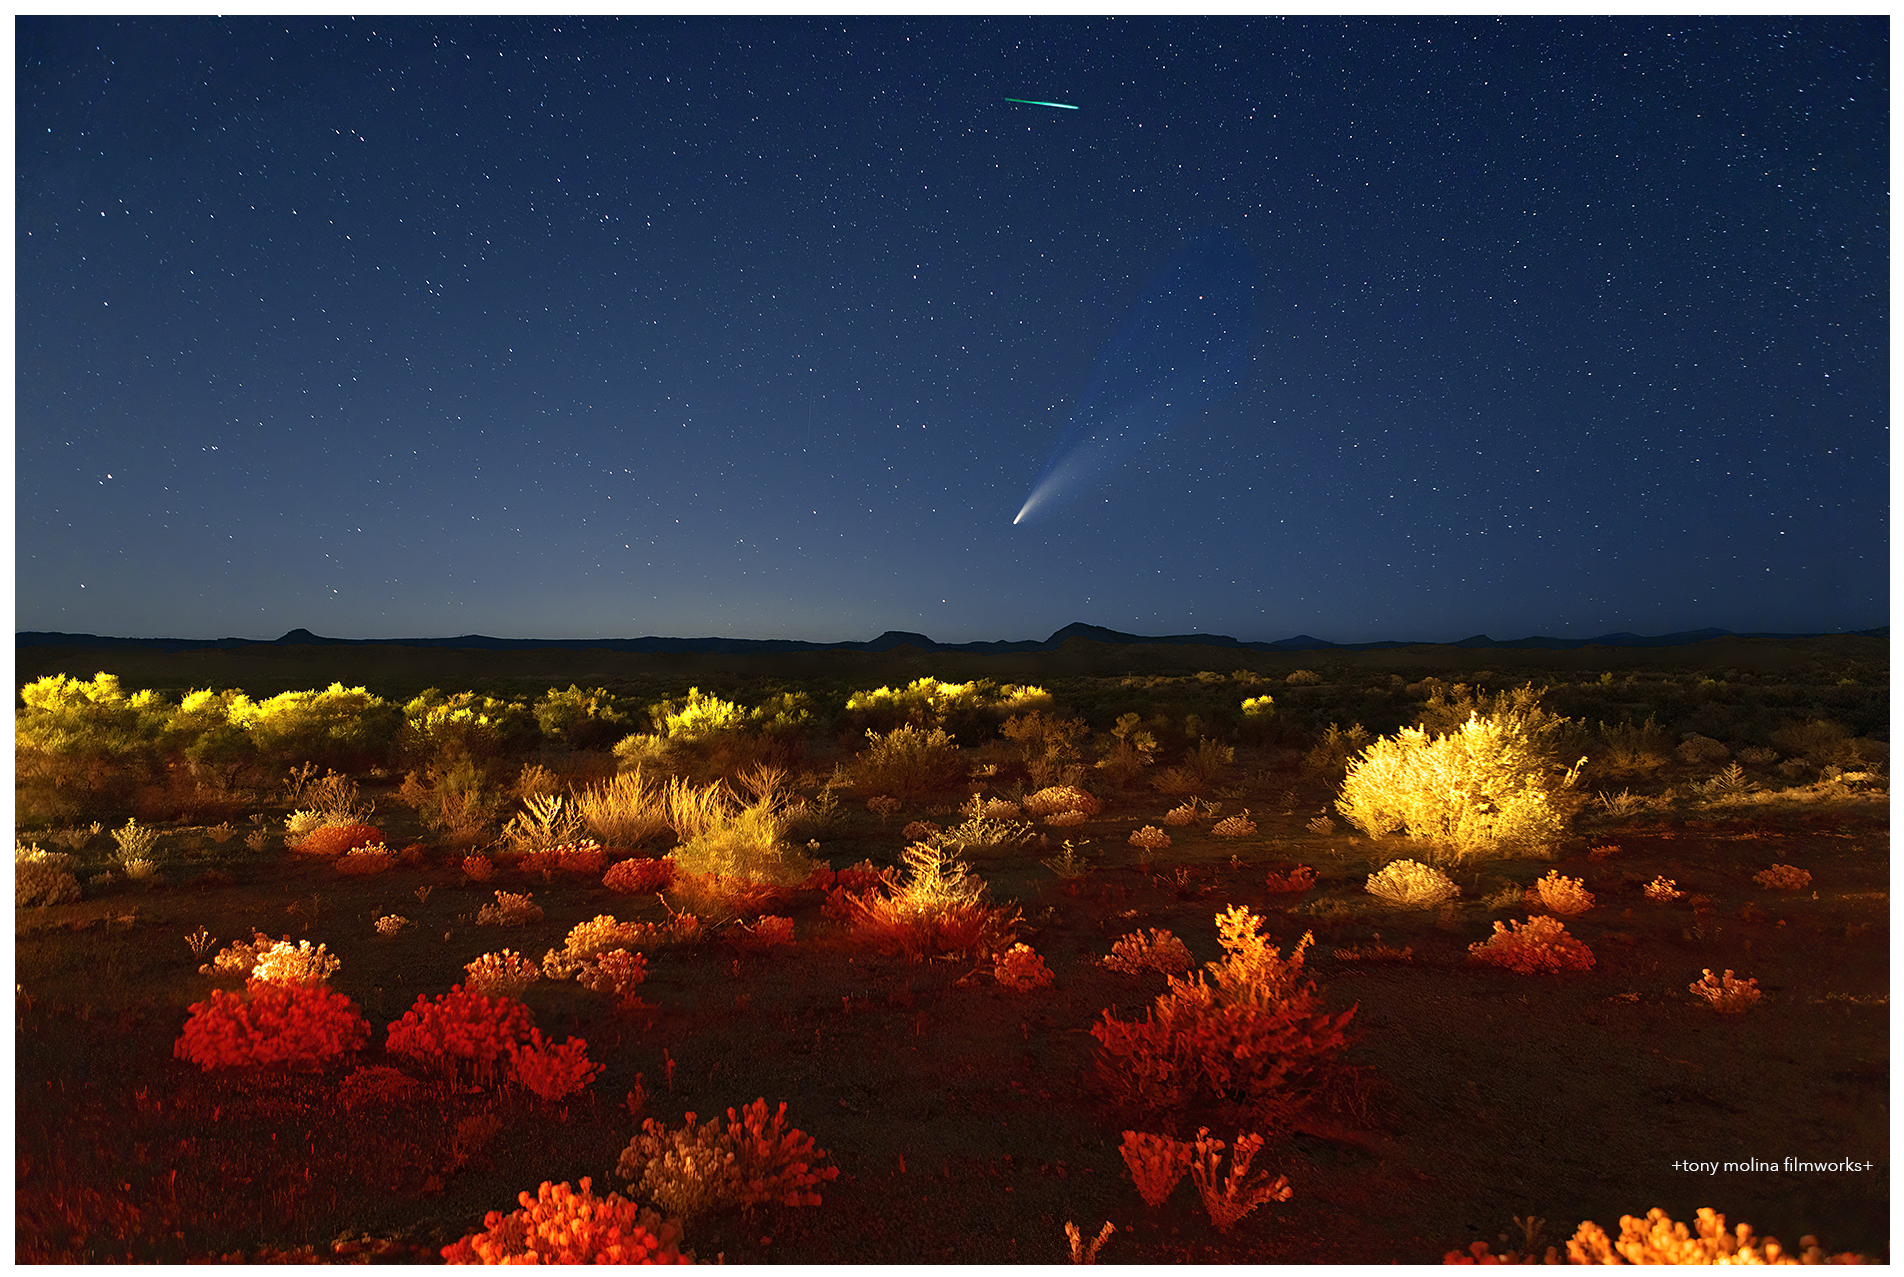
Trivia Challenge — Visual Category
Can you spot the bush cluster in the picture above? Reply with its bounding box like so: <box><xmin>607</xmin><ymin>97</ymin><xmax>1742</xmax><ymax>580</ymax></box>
<box><xmin>174</xmin><ymin>978</ymin><xmax>370</xmax><ymax>1070</ymax></box>
<box><xmin>615</xmin><ymin>1099</ymin><xmax>838</xmax><ymax>1218</ymax></box>
<box><xmin>441</xmin><ymin>1178</ymin><xmax>691</xmax><ymax>1265</ymax></box>
<box><xmin>384</xmin><ymin>985</ymin><xmax>535</xmax><ymax>1083</ymax></box>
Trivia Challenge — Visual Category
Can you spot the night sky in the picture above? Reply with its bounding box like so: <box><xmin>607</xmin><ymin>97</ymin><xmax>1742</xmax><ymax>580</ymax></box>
<box><xmin>16</xmin><ymin>17</ymin><xmax>1889</xmax><ymax>645</ymax></box>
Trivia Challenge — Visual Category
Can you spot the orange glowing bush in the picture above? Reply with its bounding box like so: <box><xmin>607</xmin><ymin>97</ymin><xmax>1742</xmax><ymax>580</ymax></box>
<box><xmin>1264</xmin><ymin>865</ymin><xmax>1317</xmax><ymax>893</ymax></box>
<box><xmin>1092</xmin><ymin>907</ymin><xmax>1355</xmax><ymax>1114</ymax></box>
<box><xmin>441</xmin><ymin>1178</ymin><xmax>691</xmax><ymax>1264</ymax></box>
<box><xmin>1753</xmin><ymin>864</ymin><xmax>1813</xmax><ymax>891</ymax></box>
<box><xmin>291</xmin><ymin>822</ymin><xmax>387</xmax><ymax>857</ymax></box>
<box><xmin>604</xmin><ymin>855</ymin><xmax>676</xmax><ymax>894</ymax></box>
<box><xmin>462</xmin><ymin>854</ymin><xmax>495</xmax><ymax>882</ymax></box>
<box><xmin>334</xmin><ymin>844</ymin><xmax>395</xmax><ymax>876</ymax></box>
<box><xmin>993</xmin><ymin>942</ymin><xmax>1054</xmax><ymax>991</ymax></box>
<box><xmin>1530</xmin><ymin>869</ymin><xmax>1594</xmax><ymax>915</ymax></box>
<box><xmin>1467</xmin><ymin>915</ymin><xmax>1595</xmax><ymax>974</ymax></box>
<box><xmin>724</xmin><ymin>914</ymin><xmax>795</xmax><ymax>953</ymax></box>
<box><xmin>385</xmin><ymin>985</ymin><xmax>535</xmax><ymax>1084</ymax></box>
<box><xmin>1118</xmin><ymin>1129</ymin><xmax>1193</xmax><ymax>1207</ymax></box>
<box><xmin>174</xmin><ymin>978</ymin><xmax>370</xmax><ymax>1070</ymax></box>
<box><xmin>616</xmin><ymin>1099</ymin><xmax>839</xmax><ymax>1217</ymax></box>
<box><xmin>577</xmin><ymin>948</ymin><xmax>650</xmax><ymax>1011</ymax></box>
<box><xmin>1102</xmin><ymin>927</ymin><xmax>1194</xmax><ymax>977</ymax></box>
<box><xmin>1025</xmin><ymin>785</ymin><xmax>1101</xmax><ymax>817</ymax></box>
<box><xmin>1445</xmin><ymin>1205</ymin><xmax>1865</xmax><ymax>1264</ymax></box>
<box><xmin>507</xmin><ymin>1029</ymin><xmax>604</xmax><ymax>1102</ymax></box>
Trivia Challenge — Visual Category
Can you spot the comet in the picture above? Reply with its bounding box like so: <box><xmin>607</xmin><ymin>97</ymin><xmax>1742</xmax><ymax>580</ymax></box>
<box><xmin>1004</xmin><ymin>97</ymin><xmax>1077</xmax><ymax>110</ymax></box>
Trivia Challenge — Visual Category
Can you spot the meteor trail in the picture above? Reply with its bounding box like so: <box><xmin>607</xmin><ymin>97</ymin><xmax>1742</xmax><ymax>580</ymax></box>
<box><xmin>1004</xmin><ymin>97</ymin><xmax>1077</xmax><ymax>109</ymax></box>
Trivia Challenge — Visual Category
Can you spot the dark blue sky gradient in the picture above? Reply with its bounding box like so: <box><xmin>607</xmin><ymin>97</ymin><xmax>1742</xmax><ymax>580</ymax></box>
<box><xmin>17</xmin><ymin>17</ymin><xmax>1888</xmax><ymax>643</ymax></box>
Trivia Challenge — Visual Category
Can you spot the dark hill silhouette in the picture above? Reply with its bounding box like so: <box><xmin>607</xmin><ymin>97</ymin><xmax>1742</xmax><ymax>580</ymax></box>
<box><xmin>15</xmin><ymin>623</ymin><xmax>1888</xmax><ymax>656</ymax></box>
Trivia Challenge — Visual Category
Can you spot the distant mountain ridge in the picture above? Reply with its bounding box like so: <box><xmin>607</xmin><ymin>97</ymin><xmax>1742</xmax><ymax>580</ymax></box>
<box><xmin>16</xmin><ymin>622</ymin><xmax>1888</xmax><ymax>656</ymax></box>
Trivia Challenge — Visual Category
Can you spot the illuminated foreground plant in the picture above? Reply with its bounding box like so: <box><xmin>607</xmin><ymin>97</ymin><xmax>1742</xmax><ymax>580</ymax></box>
<box><xmin>507</xmin><ymin>1029</ymin><xmax>604</xmax><ymax>1102</ymax></box>
<box><xmin>1186</xmin><ymin>1128</ymin><xmax>1293</xmax><ymax>1233</ymax></box>
<box><xmin>842</xmin><ymin>842</ymin><xmax>1017</xmax><ymax>960</ymax></box>
<box><xmin>175</xmin><ymin>978</ymin><xmax>370</xmax><ymax>1070</ymax></box>
<box><xmin>441</xmin><ymin>1178</ymin><xmax>691</xmax><ymax>1264</ymax></box>
<box><xmin>1118</xmin><ymin>1129</ymin><xmax>1193</xmax><ymax>1207</ymax></box>
<box><xmin>1689</xmin><ymin>968</ymin><xmax>1762</xmax><ymax>1013</ymax></box>
<box><xmin>1446</xmin><ymin>1205</ymin><xmax>1865</xmax><ymax>1264</ymax></box>
<box><xmin>1092</xmin><ymin>906</ymin><xmax>1355</xmax><ymax>1116</ymax></box>
<box><xmin>384</xmin><ymin>985</ymin><xmax>535</xmax><ymax>1085</ymax></box>
<box><xmin>993</xmin><ymin>942</ymin><xmax>1054</xmax><ymax>991</ymax></box>
<box><xmin>1102</xmin><ymin>928</ymin><xmax>1194</xmax><ymax>977</ymax></box>
<box><xmin>615</xmin><ymin>1099</ymin><xmax>839</xmax><ymax>1217</ymax></box>
<box><xmin>1337</xmin><ymin>703</ymin><xmax>1584</xmax><ymax>863</ymax></box>
<box><xmin>1467</xmin><ymin>915</ymin><xmax>1594</xmax><ymax>975</ymax></box>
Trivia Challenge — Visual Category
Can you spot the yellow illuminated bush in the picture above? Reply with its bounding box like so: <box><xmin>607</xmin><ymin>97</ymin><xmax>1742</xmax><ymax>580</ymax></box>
<box><xmin>1336</xmin><ymin>696</ymin><xmax>1585</xmax><ymax>864</ymax></box>
<box><xmin>855</xmin><ymin>724</ymin><xmax>969</xmax><ymax>800</ymax></box>
<box><xmin>1365</xmin><ymin>859</ymin><xmax>1459</xmax><ymax>909</ymax></box>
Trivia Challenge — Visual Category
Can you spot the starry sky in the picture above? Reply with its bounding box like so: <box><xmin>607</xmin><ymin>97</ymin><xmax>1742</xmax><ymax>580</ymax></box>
<box><xmin>16</xmin><ymin>16</ymin><xmax>1889</xmax><ymax>645</ymax></box>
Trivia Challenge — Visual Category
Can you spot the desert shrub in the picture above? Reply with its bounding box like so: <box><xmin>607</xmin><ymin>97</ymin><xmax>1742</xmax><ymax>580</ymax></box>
<box><xmin>1531</xmin><ymin>869</ymin><xmax>1594</xmax><ymax>915</ymax></box>
<box><xmin>1689</xmin><ymin>968</ymin><xmax>1761</xmax><ymax>1013</ymax></box>
<box><xmin>929</xmin><ymin>814</ymin><xmax>1036</xmax><ymax>858</ymax></box>
<box><xmin>1119</xmin><ymin>1130</ymin><xmax>1194</xmax><ymax>1207</ymax></box>
<box><xmin>1264</xmin><ymin>865</ymin><xmax>1317</xmax><ymax>893</ymax></box>
<box><xmin>1676</xmin><ymin>733</ymin><xmax>1731</xmax><ymax>764</ymax></box>
<box><xmin>477</xmin><ymin>890</ymin><xmax>545</xmax><ymax>927</ymax></box>
<box><xmin>174</xmin><ymin>978</ymin><xmax>370</xmax><ymax>1070</ymax></box>
<box><xmin>1644</xmin><ymin>876</ymin><xmax>1684</xmax><ymax>902</ymax></box>
<box><xmin>1091</xmin><ymin>906</ymin><xmax>1356</xmax><ymax>1116</ymax></box>
<box><xmin>841</xmin><ymin>842</ymin><xmax>1015</xmax><ymax>960</ymax></box>
<box><xmin>1753</xmin><ymin>864</ymin><xmax>1812</xmax><ymax>891</ymax></box>
<box><xmin>1128</xmin><ymin>825</ymin><xmax>1172</xmax><ymax>855</ymax></box>
<box><xmin>1000</xmin><ymin>709</ymin><xmax>1088</xmax><ymax>787</ymax></box>
<box><xmin>1591</xmin><ymin>715</ymin><xmax>1675</xmax><ymax>774</ymax></box>
<box><xmin>993</xmin><ymin>942</ymin><xmax>1054</xmax><ymax>991</ymax></box>
<box><xmin>441</xmin><ymin>1178</ymin><xmax>691</xmax><ymax>1265</ymax></box>
<box><xmin>1103</xmin><ymin>928</ymin><xmax>1195</xmax><ymax>977</ymax></box>
<box><xmin>532</xmin><ymin>684</ymin><xmax>636</xmax><ymax>752</ymax></box>
<box><xmin>289</xmin><ymin>821</ymin><xmax>387</xmax><ymax>858</ymax></box>
<box><xmin>1152</xmin><ymin>737</ymin><xmax>1234</xmax><ymax>795</ymax></box>
<box><xmin>400</xmin><ymin>689</ymin><xmax>539</xmax><ymax>770</ymax></box>
<box><xmin>541</xmin><ymin>914</ymin><xmax>647</xmax><ymax>978</ymax></box>
<box><xmin>507</xmin><ymin>1029</ymin><xmax>604</xmax><ymax>1102</ymax></box>
<box><xmin>1024</xmin><ymin>784</ymin><xmax>1102</xmax><ymax>817</ymax></box>
<box><xmin>842</xmin><ymin>677</ymin><xmax>1049</xmax><ymax>739</ymax></box>
<box><xmin>670</xmin><ymin>798</ymin><xmax>817</xmax><ymax>893</ymax></box>
<box><xmin>1448</xmin><ymin>1205</ymin><xmax>1865</xmax><ymax>1265</ymax></box>
<box><xmin>15</xmin><ymin>672</ymin><xmax>170</xmax><ymax>822</ymax></box>
<box><xmin>500</xmin><ymin>793</ymin><xmax>584</xmax><ymax>855</ymax></box>
<box><xmin>398</xmin><ymin>755</ymin><xmax>504</xmax><ymax>847</ymax></box>
<box><xmin>855</xmin><ymin>724</ymin><xmax>968</xmax><ymax>800</ymax></box>
<box><xmin>464</xmin><ymin>949</ymin><xmax>542</xmax><ymax>1000</ymax></box>
<box><xmin>16</xmin><ymin>844</ymin><xmax>81</xmax><ymax>907</ymax></box>
<box><xmin>1096</xmin><ymin>713</ymin><xmax>1161</xmax><ymax>788</ymax></box>
<box><xmin>725</xmin><ymin>915</ymin><xmax>796</xmax><ymax>954</ymax></box>
<box><xmin>576</xmin><ymin>948</ymin><xmax>650</xmax><ymax>1011</ymax></box>
<box><xmin>604</xmin><ymin>856</ymin><xmax>677</xmax><ymax>895</ymax></box>
<box><xmin>1336</xmin><ymin>700</ymin><xmax>1585</xmax><ymax>864</ymax></box>
<box><xmin>1303</xmin><ymin>722</ymin><xmax>1371</xmax><ymax>781</ymax></box>
<box><xmin>1467</xmin><ymin>915</ymin><xmax>1594</xmax><ymax>974</ymax></box>
<box><xmin>1185</xmin><ymin>1128</ymin><xmax>1293</xmax><ymax>1233</ymax></box>
<box><xmin>614</xmin><ymin>1099</ymin><xmax>838</xmax><ymax>1218</ymax></box>
<box><xmin>1211</xmin><ymin>811</ymin><xmax>1258</xmax><ymax>838</ymax></box>
<box><xmin>249</xmin><ymin>939</ymin><xmax>341</xmax><ymax>985</ymax></box>
<box><xmin>384</xmin><ymin>985</ymin><xmax>535</xmax><ymax>1085</ymax></box>
<box><xmin>571</xmin><ymin>766</ymin><xmax>672</xmax><ymax>847</ymax></box>
<box><xmin>233</xmin><ymin>684</ymin><xmax>403</xmax><ymax>773</ymax></box>
<box><xmin>335</xmin><ymin>844</ymin><xmax>395</xmax><ymax>876</ymax></box>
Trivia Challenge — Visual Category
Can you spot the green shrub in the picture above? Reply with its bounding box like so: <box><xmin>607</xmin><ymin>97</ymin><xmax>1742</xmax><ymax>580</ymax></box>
<box><xmin>533</xmin><ymin>685</ymin><xmax>634</xmax><ymax>752</ymax></box>
<box><xmin>234</xmin><ymin>683</ymin><xmax>404</xmax><ymax>773</ymax></box>
<box><xmin>400</xmin><ymin>690</ymin><xmax>537</xmax><ymax>770</ymax></box>
<box><xmin>855</xmin><ymin>724</ymin><xmax>968</xmax><ymax>800</ymax></box>
<box><xmin>1336</xmin><ymin>693</ymin><xmax>1586</xmax><ymax>864</ymax></box>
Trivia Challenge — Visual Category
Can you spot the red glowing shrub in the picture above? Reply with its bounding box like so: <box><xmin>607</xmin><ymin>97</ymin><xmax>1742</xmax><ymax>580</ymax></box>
<box><xmin>724</xmin><ymin>915</ymin><xmax>795</xmax><ymax>953</ymax></box>
<box><xmin>174</xmin><ymin>978</ymin><xmax>370</xmax><ymax>1070</ymax></box>
<box><xmin>385</xmin><ymin>985</ymin><xmax>535</xmax><ymax>1084</ymax></box>
<box><xmin>993</xmin><ymin>942</ymin><xmax>1055</xmax><ymax>991</ymax></box>
<box><xmin>1092</xmin><ymin>906</ymin><xmax>1355</xmax><ymax>1116</ymax></box>
<box><xmin>604</xmin><ymin>855</ymin><xmax>676</xmax><ymax>895</ymax></box>
<box><xmin>441</xmin><ymin>1178</ymin><xmax>691</xmax><ymax>1265</ymax></box>
<box><xmin>1467</xmin><ymin>915</ymin><xmax>1595</xmax><ymax>975</ymax></box>
<box><xmin>291</xmin><ymin>823</ymin><xmax>387</xmax><ymax>857</ymax></box>
<box><xmin>1263</xmin><ymin>865</ymin><xmax>1317</xmax><ymax>893</ymax></box>
<box><xmin>334</xmin><ymin>844</ymin><xmax>395</xmax><ymax>876</ymax></box>
<box><xmin>462</xmin><ymin>853</ymin><xmax>495</xmax><ymax>882</ymax></box>
<box><xmin>834</xmin><ymin>859</ymin><xmax>886</xmax><ymax>893</ymax></box>
<box><xmin>508</xmin><ymin>1029</ymin><xmax>604</xmax><ymax>1102</ymax></box>
<box><xmin>724</xmin><ymin>1098</ymin><xmax>840</xmax><ymax>1208</ymax></box>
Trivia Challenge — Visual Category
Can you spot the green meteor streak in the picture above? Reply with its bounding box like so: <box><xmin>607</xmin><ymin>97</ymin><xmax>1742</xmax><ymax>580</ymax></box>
<box><xmin>1004</xmin><ymin>97</ymin><xmax>1077</xmax><ymax>110</ymax></box>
